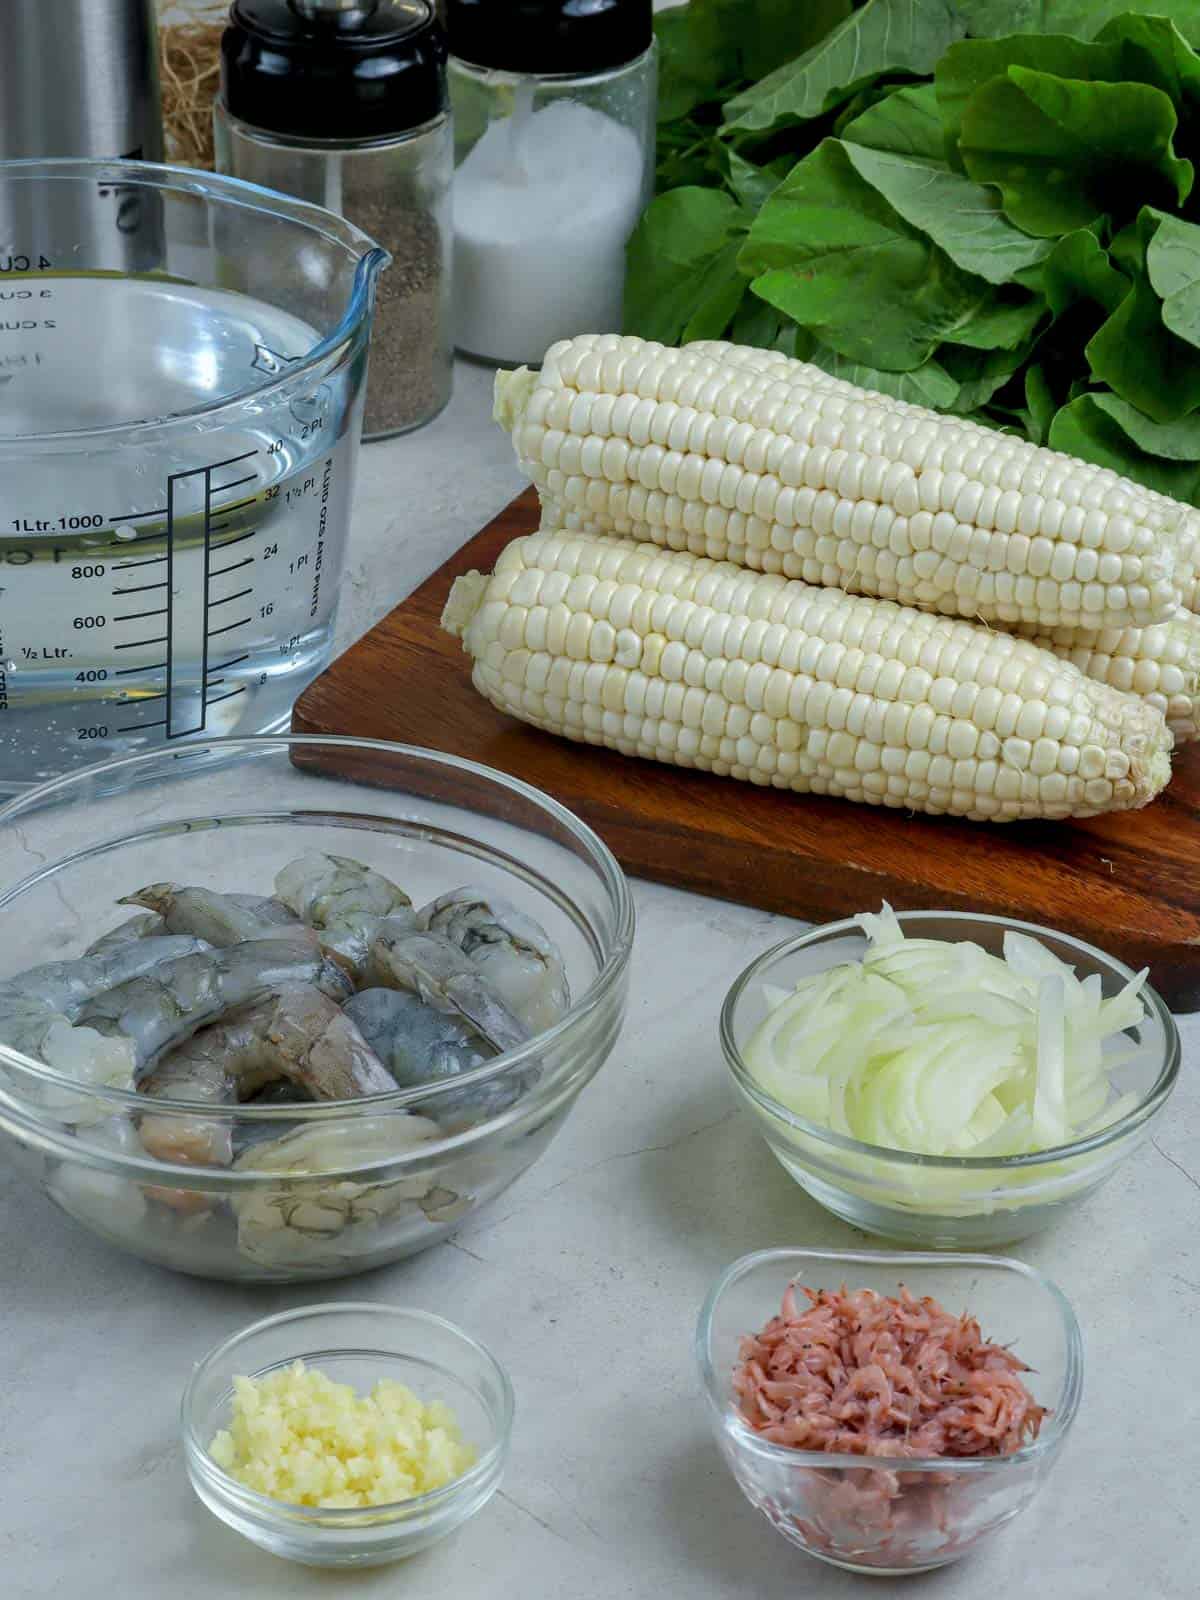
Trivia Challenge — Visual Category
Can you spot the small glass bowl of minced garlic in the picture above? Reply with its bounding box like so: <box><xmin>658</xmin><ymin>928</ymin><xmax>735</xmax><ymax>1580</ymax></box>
<box><xmin>181</xmin><ymin>1303</ymin><xmax>514</xmax><ymax>1566</ymax></box>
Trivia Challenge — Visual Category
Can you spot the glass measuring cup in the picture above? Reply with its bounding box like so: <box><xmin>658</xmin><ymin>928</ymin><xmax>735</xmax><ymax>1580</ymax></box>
<box><xmin>0</xmin><ymin>159</ymin><xmax>389</xmax><ymax>790</ymax></box>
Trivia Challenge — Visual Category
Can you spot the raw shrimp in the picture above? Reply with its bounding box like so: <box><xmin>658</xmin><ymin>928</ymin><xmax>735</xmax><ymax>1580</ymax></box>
<box><xmin>418</xmin><ymin>886</ymin><xmax>569</xmax><ymax>1033</ymax></box>
<box><xmin>343</xmin><ymin>988</ymin><xmax>520</xmax><ymax>1130</ymax></box>
<box><xmin>277</xmin><ymin>853</ymin><xmax>413</xmax><ymax>928</ymax></box>
<box><xmin>367</xmin><ymin>923</ymin><xmax>529</xmax><ymax>1052</ymax></box>
<box><xmin>0</xmin><ymin>936</ymin><xmax>209</xmax><ymax>1019</ymax></box>
<box><xmin>0</xmin><ymin>935</ymin><xmax>210</xmax><ymax>1090</ymax></box>
<box><xmin>85</xmin><ymin>912</ymin><xmax>165</xmax><ymax>954</ymax></box>
<box><xmin>47</xmin><ymin>1114</ymin><xmax>149</xmax><ymax>1235</ymax></box>
<box><xmin>119</xmin><ymin>883</ymin><xmax>307</xmax><ymax>948</ymax></box>
<box><xmin>76</xmin><ymin>938</ymin><xmax>353</xmax><ymax>1078</ymax></box>
<box><xmin>231</xmin><ymin>1112</ymin><xmax>445</xmax><ymax>1269</ymax></box>
<box><xmin>275</xmin><ymin>853</ymin><xmax>415</xmax><ymax>979</ymax></box>
<box><xmin>136</xmin><ymin>987</ymin><xmax>395</xmax><ymax>1168</ymax></box>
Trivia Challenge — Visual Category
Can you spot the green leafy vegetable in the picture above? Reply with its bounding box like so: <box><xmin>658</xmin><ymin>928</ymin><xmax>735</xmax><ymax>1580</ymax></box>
<box><xmin>956</xmin><ymin>0</ymin><xmax>1200</xmax><ymax>45</ymax></box>
<box><xmin>625</xmin><ymin>0</ymin><xmax>1200</xmax><ymax>507</ymax></box>
<box><xmin>1035</xmin><ymin>228</ymin><xmax>1128</xmax><ymax>316</ymax></box>
<box><xmin>624</xmin><ymin>189</ymin><xmax>750</xmax><ymax>347</ymax></box>
<box><xmin>1049</xmin><ymin>395</ymin><xmax>1200</xmax><ymax>499</ymax></box>
<box><xmin>935</xmin><ymin>34</ymin><xmax>1122</xmax><ymax>153</ymax></box>
<box><xmin>723</xmin><ymin>0</ymin><xmax>966</xmax><ymax>137</ymax></box>
<box><xmin>741</xmin><ymin>139</ymin><xmax>993</xmax><ymax>369</ymax></box>
<box><xmin>804</xmin><ymin>342</ymin><xmax>964</xmax><ymax>407</ymax></box>
<box><xmin>841</xmin><ymin>87</ymin><xmax>1054</xmax><ymax>283</ymax></box>
<box><xmin>959</xmin><ymin>69</ymin><xmax>1192</xmax><ymax>236</ymax></box>
<box><xmin>1146</xmin><ymin>212</ymin><xmax>1200</xmax><ymax>346</ymax></box>
<box><xmin>655</xmin><ymin>0</ymin><xmax>854</xmax><ymax>124</ymax></box>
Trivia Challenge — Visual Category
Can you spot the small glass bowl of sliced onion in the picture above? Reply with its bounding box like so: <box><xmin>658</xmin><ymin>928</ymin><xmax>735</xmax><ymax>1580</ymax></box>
<box><xmin>720</xmin><ymin>909</ymin><xmax>1179</xmax><ymax>1247</ymax></box>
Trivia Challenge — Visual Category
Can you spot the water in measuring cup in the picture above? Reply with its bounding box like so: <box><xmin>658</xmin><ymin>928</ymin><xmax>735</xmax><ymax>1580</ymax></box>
<box><xmin>0</xmin><ymin>274</ymin><xmax>360</xmax><ymax>788</ymax></box>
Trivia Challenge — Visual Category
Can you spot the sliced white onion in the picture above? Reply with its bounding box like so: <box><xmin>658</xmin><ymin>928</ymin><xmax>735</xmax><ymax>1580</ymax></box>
<box><xmin>743</xmin><ymin>905</ymin><xmax>1148</xmax><ymax>1168</ymax></box>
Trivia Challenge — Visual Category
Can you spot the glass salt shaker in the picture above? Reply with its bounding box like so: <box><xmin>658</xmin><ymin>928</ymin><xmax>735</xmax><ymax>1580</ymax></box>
<box><xmin>445</xmin><ymin>0</ymin><xmax>656</xmax><ymax>367</ymax></box>
<box><xmin>214</xmin><ymin>0</ymin><xmax>453</xmax><ymax>439</ymax></box>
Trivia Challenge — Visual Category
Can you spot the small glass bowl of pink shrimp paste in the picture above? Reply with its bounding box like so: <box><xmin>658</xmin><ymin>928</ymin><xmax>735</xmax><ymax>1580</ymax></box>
<box><xmin>696</xmin><ymin>1248</ymin><xmax>1082</xmax><ymax>1576</ymax></box>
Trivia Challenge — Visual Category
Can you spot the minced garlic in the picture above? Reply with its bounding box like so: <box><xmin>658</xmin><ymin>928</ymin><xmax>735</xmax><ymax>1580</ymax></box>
<box><xmin>208</xmin><ymin>1359</ymin><xmax>476</xmax><ymax>1509</ymax></box>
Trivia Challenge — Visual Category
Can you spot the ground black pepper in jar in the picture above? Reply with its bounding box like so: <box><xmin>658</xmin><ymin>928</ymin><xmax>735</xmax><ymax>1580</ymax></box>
<box><xmin>214</xmin><ymin>0</ymin><xmax>453</xmax><ymax>438</ymax></box>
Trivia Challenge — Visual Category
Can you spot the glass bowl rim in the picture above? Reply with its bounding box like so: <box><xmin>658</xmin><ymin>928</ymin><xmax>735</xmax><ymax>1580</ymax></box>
<box><xmin>0</xmin><ymin>734</ymin><xmax>636</xmax><ymax>1139</ymax></box>
<box><xmin>695</xmin><ymin>1246</ymin><xmax>1084</xmax><ymax>1475</ymax></box>
<box><xmin>720</xmin><ymin>909</ymin><xmax>1180</xmax><ymax>1172</ymax></box>
<box><xmin>180</xmin><ymin>1300</ymin><xmax>514</xmax><ymax>1526</ymax></box>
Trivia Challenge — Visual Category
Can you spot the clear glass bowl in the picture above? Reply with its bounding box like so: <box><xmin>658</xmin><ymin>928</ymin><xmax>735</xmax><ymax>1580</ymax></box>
<box><xmin>697</xmin><ymin>1248</ymin><xmax>1082</xmax><ymax>1576</ymax></box>
<box><xmin>721</xmin><ymin>911</ymin><xmax>1179</xmax><ymax>1247</ymax></box>
<box><xmin>0</xmin><ymin>737</ymin><xmax>633</xmax><ymax>1280</ymax></box>
<box><xmin>182</xmin><ymin>1302</ymin><xmax>513</xmax><ymax>1566</ymax></box>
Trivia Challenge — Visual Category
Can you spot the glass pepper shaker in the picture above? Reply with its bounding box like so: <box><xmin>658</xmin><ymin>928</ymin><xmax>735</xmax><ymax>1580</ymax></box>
<box><xmin>214</xmin><ymin>0</ymin><xmax>453</xmax><ymax>439</ymax></box>
<box><xmin>445</xmin><ymin>0</ymin><xmax>656</xmax><ymax>367</ymax></box>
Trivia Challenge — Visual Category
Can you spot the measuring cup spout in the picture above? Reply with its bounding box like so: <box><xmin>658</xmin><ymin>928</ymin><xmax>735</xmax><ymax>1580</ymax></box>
<box><xmin>0</xmin><ymin>160</ymin><xmax>396</xmax><ymax>784</ymax></box>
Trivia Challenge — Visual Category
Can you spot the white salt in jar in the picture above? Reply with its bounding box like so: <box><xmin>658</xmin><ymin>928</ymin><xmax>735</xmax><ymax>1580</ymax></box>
<box><xmin>446</xmin><ymin>0</ymin><xmax>656</xmax><ymax>367</ymax></box>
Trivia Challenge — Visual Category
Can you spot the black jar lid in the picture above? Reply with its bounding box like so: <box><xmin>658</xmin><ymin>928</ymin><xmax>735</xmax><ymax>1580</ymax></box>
<box><xmin>221</xmin><ymin>0</ymin><xmax>447</xmax><ymax>141</ymax></box>
<box><xmin>444</xmin><ymin>0</ymin><xmax>652</xmax><ymax>76</ymax></box>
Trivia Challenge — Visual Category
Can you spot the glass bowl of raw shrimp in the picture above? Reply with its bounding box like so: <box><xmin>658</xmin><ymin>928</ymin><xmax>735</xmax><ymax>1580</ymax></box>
<box><xmin>697</xmin><ymin>1248</ymin><xmax>1083</xmax><ymax>1576</ymax></box>
<box><xmin>0</xmin><ymin>737</ymin><xmax>634</xmax><ymax>1281</ymax></box>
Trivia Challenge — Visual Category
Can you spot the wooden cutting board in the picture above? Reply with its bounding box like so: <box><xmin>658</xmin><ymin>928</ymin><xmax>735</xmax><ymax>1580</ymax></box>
<box><xmin>294</xmin><ymin>488</ymin><xmax>1200</xmax><ymax>1011</ymax></box>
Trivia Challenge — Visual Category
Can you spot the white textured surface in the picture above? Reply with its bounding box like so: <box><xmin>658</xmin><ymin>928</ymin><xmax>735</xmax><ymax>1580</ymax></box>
<box><xmin>4</xmin><ymin>361</ymin><xmax>1200</xmax><ymax>1598</ymax></box>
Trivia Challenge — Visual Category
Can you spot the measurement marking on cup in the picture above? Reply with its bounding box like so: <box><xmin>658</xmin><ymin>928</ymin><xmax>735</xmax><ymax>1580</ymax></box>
<box><xmin>111</xmin><ymin>580</ymin><xmax>168</xmax><ymax>595</ymax></box>
<box><xmin>207</xmin><ymin>686</ymin><xmax>247</xmax><ymax>705</ymax></box>
<box><xmin>211</xmin><ymin>530</ymin><xmax>257</xmax><ymax>551</ymax></box>
<box><xmin>157</xmin><ymin>452</ymin><xmax>261</xmax><ymax>738</ymax></box>
<box><xmin>115</xmin><ymin>717</ymin><xmax>168</xmax><ymax>733</ymax></box>
<box><xmin>109</xmin><ymin>505</ymin><xmax>168</xmax><ymax>522</ymax></box>
<box><xmin>115</xmin><ymin>661</ymin><xmax>166</xmax><ymax>675</ymax></box>
<box><xmin>113</xmin><ymin>555</ymin><xmax>168</xmax><ymax>571</ymax></box>
<box><xmin>114</xmin><ymin>635</ymin><xmax>168</xmax><ymax>649</ymax></box>
<box><xmin>113</xmin><ymin>606</ymin><xmax>168</xmax><ymax>622</ymax></box>
<box><xmin>209</xmin><ymin>557</ymin><xmax>254</xmax><ymax>578</ymax></box>
<box><xmin>207</xmin><ymin>616</ymin><xmax>252</xmax><ymax>639</ymax></box>
<box><xmin>210</xmin><ymin>654</ymin><xmax>249</xmax><ymax>673</ymax></box>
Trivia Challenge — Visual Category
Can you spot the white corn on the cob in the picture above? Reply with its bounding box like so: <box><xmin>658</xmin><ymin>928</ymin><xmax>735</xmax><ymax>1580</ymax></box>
<box><xmin>1022</xmin><ymin>612</ymin><xmax>1200</xmax><ymax>743</ymax></box>
<box><xmin>442</xmin><ymin>528</ymin><xmax>1172</xmax><ymax>823</ymax></box>
<box><xmin>497</xmin><ymin>334</ymin><xmax>1198</xmax><ymax>632</ymax></box>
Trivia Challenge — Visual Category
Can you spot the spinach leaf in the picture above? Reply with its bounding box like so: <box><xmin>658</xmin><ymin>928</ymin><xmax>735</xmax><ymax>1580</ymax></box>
<box><xmin>1147</xmin><ymin>213</ymin><xmax>1200</xmax><ymax>349</ymax></box>
<box><xmin>936</xmin><ymin>35</ymin><xmax>1121</xmax><ymax>154</ymax></box>
<box><xmin>840</xmin><ymin>86</ymin><xmax>1053</xmax><ymax>283</ymax></box>
<box><xmin>723</xmin><ymin>0</ymin><xmax>965</xmax><ymax>138</ymax></box>
<box><xmin>1024</xmin><ymin>364</ymin><xmax>1056</xmax><ymax>443</ymax></box>
<box><xmin>841</xmin><ymin>81</ymin><xmax>948</xmax><ymax>161</ymax></box>
<box><xmin>959</xmin><ymin>69</ymin><xmax>1193</xmax><ymax>236</ymax></box>
<box><xmin>944</xmin><ymin>295</ymin><xmax>1046</xmax><ymax>349</ymax></box>
<box><xmin>719</xmin><ymin>147</ymin><xmax>793</xmax><ymax>210</ymax></box>
<box><xmin>1089</xmin><ymin>392</ymin><xmax>1200</xmax><ymax>460</ymax></box>
<box><xmin>1084</xmin><ymin>210</ymin><xmax>1200</xmax><ymax>421</ymax></box>
<box><xmin>942</xmin><ymin>341</ymin><xmax>1032</xmax><ymax>411</ymax></box>
<box><xmin>1098</xmin><ymin>16</ymin><xmax>1200</xmax><ymax>141</ymax></box>
<box><xmin>728</xmin><ymin>297</ymin><xmax>793</xmax><ymax>350</ymax></box>
<box><xmin>739</xmin><ymin>139</ymin><xmax>993</xmax><ymax>370</ymax></box>
<box><xmin>956</xmin><ymin>0</ymin><xmax>1200</xmax><ymax>47</ymax></box>
<box><xmin>656</xmin><ymin>0</ymin><xmax>855</xmax><ymax>125</ymax></box>
<box><xmin>1032</xmin><ymin>227</ymin><xmax>1128</xmax><ymax>316</ymax></box>
<box><xmin>806</xmin><ymin>343</ymin><xmax>963</xmax><ymax>407</ymax></box>
<box><xmin>624</xmin><ymin>189</ymin><xmax>751</xmax><ymax>345</ymax></box>
<box><xmin>1049</xmin><ymin>394</ymin><xmax>1200</xmax><ymax>501</ymax></box>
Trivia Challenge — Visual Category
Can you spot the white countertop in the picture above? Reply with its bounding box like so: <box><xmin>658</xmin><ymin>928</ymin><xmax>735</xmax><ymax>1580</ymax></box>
<box><xmin>4</xmin><ymin>357</ymin><xmax>1200</xmax><ymax>1599</ymax></box>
